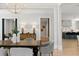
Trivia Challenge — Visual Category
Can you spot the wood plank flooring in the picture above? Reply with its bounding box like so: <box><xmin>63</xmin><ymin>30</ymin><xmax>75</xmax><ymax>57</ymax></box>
<box><xmin>62</xmin><ymin>39</ymin><xmax>79</xmax><ymax>56</ymax></box>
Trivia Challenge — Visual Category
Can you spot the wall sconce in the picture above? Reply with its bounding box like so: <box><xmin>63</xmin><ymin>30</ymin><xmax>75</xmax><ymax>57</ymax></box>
<box><xmin>32</xmin><ymin>24</ymin><xmax>36</xmax><ymax>33</ymax></box>
<box><xmin>33</xmin><ymin>28</ymin><xmax>35</xmax><ymax>33</ymax></box>
<box><xmin>21</xmin><ymin>28</ymin><xmax>24</xmax><ymax>34</ymax></box>
<box><xmin>32</xmin><ymin>24</ymin><xmax>36</xmax><ymax>28</ymax></box>
<box><xmin>21</xmin><ymin>22</ymin><xmax>26</xmax><ymax>28</ymax></box>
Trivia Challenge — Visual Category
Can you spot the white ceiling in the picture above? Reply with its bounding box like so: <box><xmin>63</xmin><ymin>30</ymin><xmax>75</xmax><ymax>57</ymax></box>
<box><xmin>0</xmin><ymin>3</ymin><xmax>57</xmax><ymax>9</ymax></box>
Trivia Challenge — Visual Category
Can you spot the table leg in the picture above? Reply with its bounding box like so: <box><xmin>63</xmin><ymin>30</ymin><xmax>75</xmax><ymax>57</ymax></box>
<box><xmin>33</xmin><ymin>46</ymin><xmax>38</xmax><ymax>56</ymax></box>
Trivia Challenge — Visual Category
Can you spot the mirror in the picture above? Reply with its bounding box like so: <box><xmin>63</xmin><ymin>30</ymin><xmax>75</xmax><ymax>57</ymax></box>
<box><xmin>2</xmin><ymin>18</ymin><xmax>17</xmax><ymax>40</ymax></box>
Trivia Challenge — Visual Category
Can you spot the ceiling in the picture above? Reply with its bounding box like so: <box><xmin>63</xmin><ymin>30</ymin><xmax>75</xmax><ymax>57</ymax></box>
<box><xmin>1</xmin><ymin>3</ymin><xmax>79</xmax><ymax>16</ymax></box>
<box><xmin>0</xmin><ymin>3</ymin><xmax>57</xmax><ymax>9</ymax></box>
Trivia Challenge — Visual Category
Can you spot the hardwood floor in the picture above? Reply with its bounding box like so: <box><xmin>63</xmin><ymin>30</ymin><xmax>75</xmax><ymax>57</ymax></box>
<box><xmin>63</xmin><ymin>39</ymin><xmax>77</xmax><ymax>48</ymax></box>
<box><xmin>62</xmin><ymin>39</ymin><xmax>79</xmax><ymax>56</ymax></box>
<box><xmin>63</xmin><ymin>48</ymin><xmax>79</xmax><ymax>56</ymax></box>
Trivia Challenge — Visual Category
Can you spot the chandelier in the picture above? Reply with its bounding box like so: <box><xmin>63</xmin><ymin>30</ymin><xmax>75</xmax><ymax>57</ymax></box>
<box><xmin>7</xmin><ymin>3</ymin><xmax>24</xmax><ymax>14</ymax></box>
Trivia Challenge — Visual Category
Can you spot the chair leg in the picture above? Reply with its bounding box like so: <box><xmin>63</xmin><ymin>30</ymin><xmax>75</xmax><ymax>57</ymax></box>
<box><xmin>51</xmin><ymin>51</ymin><xmax>53</xmax><ymax>56</ymax></box>
<box><xmin>49</xmin><ymin>52</ymin><xmax>53</xmax><ymax>56</ymax></box>
<box><xmin>49</xmin><ymin>53</ymin><xmax>51</xmax><ymax>56</ymax></box>
<box><xmin>8</xmin><ymin>48</ymin><xmax>10</xmax><ymax>56</ymax></box>
<box><xmin>77</xmin><ymin>40</ymin><xmax>78</xmax><ymax>46</ymax></box>
<box><xmin>40</xmin><ymin>52</ymin><xmax>42</xmax><ymax>56</ymax></box>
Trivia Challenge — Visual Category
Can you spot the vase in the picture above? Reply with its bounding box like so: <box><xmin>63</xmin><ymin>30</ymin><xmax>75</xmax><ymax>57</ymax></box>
<box><xmin>11</xmin><ymin>34</ymin><xmax>17</xmax><ymax>43</ymax></box>
<box><xmin>16</xmin><ymin>33</ymin><xmax>20</xmax><ymax>42</ymax></box>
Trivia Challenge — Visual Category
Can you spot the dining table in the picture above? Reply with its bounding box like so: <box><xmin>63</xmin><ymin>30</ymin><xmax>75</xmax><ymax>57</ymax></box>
<box><xmin>0</xmin><ymin>39</ymin><xmax>41</xmax><ymax>56</ymax></box>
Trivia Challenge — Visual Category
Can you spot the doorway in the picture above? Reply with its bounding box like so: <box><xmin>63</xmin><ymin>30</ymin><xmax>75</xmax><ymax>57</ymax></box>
<box><xmin>62</xmin><ymin>19</ymin><xmax>78</xmax><ymax>56</ymax></box>
<box><xmin>40</xmin><ymin>18</ymin><xmax>50</xmax><ymax>42</ymax></box>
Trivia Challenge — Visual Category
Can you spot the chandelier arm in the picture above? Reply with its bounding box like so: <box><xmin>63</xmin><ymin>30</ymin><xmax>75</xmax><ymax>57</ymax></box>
<box><xmin>7</xmin><ymin>3</ymin><xmax>23</xmax><ymax>14</ymax></box>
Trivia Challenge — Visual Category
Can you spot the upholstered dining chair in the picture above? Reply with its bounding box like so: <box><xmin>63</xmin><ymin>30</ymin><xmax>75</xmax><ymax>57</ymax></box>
<box><xmin>0</xmin><ymin>39</ymin><xmax>13</xmax><ymax>56</ymax></box>
<box><xmin>77</xmin><ymin>35</ymin><xmax>79</xmax><ymax>46</ymax></box>
<box><xmin>10</xmin><ymin>48</ymin><xmax>33</xmax><ymax>56</ymax></box>
<box><xmin>39</xmin><ymin>41</ymin><xmax>54</xmax><ymax>56</ymax></box>
<box><xmin>10</xmin><ymin>33</ymin><xmax>33</xmax><ymax>56</ymax></box>
<box><xmin>0</xmin><ymin>48</ymin><xmax>7</xmax><ymax>56</ymax></box>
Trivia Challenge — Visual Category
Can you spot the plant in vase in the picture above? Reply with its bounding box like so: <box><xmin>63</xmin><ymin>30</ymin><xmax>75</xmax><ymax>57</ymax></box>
<box><xmin>12</xmin><ymin>27</ymin><xmax>19</xmax><ymax>43</ymax></box>
<box><xmin>12</xmin><ymin>27</ymin><xmax>19</xmax><ymax>36</ymax></box>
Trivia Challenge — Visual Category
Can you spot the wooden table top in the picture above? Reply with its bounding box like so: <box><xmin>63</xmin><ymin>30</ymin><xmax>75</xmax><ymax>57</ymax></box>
<box><xmin>0</xmin><ymin>40</ymin><xmax>40</xmax><ymax>47</ymax></box>
<box><xmin>0</xmin><ymin>39</ymin><xmax>49</xmax><ymax>47</ymax></box>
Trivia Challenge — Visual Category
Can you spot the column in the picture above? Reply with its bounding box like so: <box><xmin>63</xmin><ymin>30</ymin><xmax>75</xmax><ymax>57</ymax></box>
<box><xmin>53</xmin><ymin>4</ymin><xmax>62</xmax><ymax>55</ymax></box>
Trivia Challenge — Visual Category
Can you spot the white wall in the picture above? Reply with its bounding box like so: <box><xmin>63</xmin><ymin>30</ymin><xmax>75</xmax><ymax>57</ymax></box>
<box><xmin>0</xmin><ymin>9</ymin><xmax>53</xmax><ymax>40</ymax></box>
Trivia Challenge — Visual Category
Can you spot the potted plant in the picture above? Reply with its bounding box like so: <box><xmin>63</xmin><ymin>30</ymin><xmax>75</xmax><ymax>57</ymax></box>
<box><xmin>12</xmin><ymin>27</ymin><xmax>19</xmax><ymax>36</ymax></box>
<box><xmin>12</xmin><ymin>27</ymin><xmax>19</xmax><ymax>43</ymax></box>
